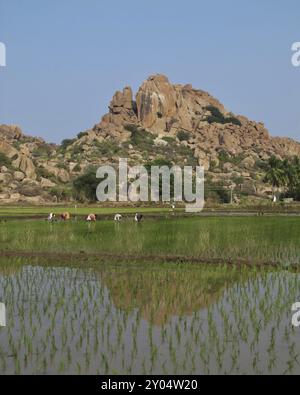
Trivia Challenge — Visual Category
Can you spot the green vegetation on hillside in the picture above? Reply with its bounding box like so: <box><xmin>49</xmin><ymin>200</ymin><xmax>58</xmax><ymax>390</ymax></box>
<box><xmin>0</xmin><ymin>152</ymin><xmax>11</xmax><ymax>168</ymax></box>
<box><xmin>126</xmin><ymin>125</ymin><xmax>155</xmax><ymax>150</ymax></box>
<box><xmin>32</xmin><ymin>143</ymin><xmax>53</xmax><ymax>158</ymax></box>
<box><xmin>205</xmin><ymin>106</ymin><xmax>242</xmax><ymax>126</ymax></box>
<box><xmin>218</xmin><ymin>150</ymin><xmax>245</xmax><ymax>166</ymax></box>
<box><xmin>95</xmin><ymin>140</ymin><xmax>123</xmax><ymax>156</ymax></box>
<box><xmin>73</xmin><ymin>167</ymin><xmax>100</xmax><ymax>201</ymax></box>
<box><xmin>177</xmin><ymin>130</ymin><xmax>191</xmax><ymax>142</ymax></box>
<box><xmin>60</xmin><ymin>138</ymin><xmax>76</xmax><ymax>151</ymax></box>
<box><xmin>264</xmin><ymin>156</ymin><xmax>300</xmax><ymax>200</ymax></box>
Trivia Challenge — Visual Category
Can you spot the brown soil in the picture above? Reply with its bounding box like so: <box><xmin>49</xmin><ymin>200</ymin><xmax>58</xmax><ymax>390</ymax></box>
<box><xmin>0</xmin><ymin>249</ymin><xmax>296</xmax><ymax>269</ymax></box>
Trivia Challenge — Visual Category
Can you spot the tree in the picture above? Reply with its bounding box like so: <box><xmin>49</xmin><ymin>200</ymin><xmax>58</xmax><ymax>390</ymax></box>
<box><xmin>73</xmin><ymin>167</ymin><xmax>99</xmax><ymax>201</ymax></box>
<box><xmin>263</xmin><ymin>155</ymin><xmax>300</xmax><ymax>201</ymax></box>
<box><xmin>264</xmin><ymin>156</ymin><xmax>287</xmax><ymax>196</ymax></box>
<box><xmin>283</xmin><ymin>159</ymin><xmax>299</xmax><ymax>195</ymax></box>
<box><xmin>264</xmin><ymin>167</ymin><xmax>286</xmax><ymax>190</ymax></box>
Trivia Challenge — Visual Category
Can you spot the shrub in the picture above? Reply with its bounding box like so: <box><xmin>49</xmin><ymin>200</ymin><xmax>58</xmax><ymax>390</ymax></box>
<box><xmin>177</xmin><ymin>130</ymin><xmax>191</xmax><ymax>142</ymax></box>
<box><xmin>205</xmin><ymin>106</ymin><xmax>225</xmax><ymax>124</ymax></box>
<box><xmin>72</xmin><ymin>164</ymin><xmax>81</xmax><ymax>172</ymax></box>
<box><xmin>49</xmin><ymin>187</ymin><xmax>72</xmax><ymax>202</ymax></box>
<box><xmin>61</xmin><ymin>139</ymin><xmax>76</xmax><ymax>151</ymax></box>
<box><xmin>77</xmin><ymin>131</ymin><xmax>88</xmax><ymax>139</ymax></box>
<box><xmin>216</xmin><ymin>187</ymin><xmax>231</xmax><ymax>203</ymax></box>
<box><xmin>73</xmin><ymin>167</ymin><xmax>100</xmax><ymax>201</ymax></box>
<box><xmin>95</xmin><ymin>141</ymin><xmax>121</xmax><ymax>156</ymax></box>
<box><xmin>56</xmin><ymin>162</ymin><xmax>68</xmax><ymax>170</ymax></box>
<box><xmin>36</xmin><ymin>167</ymin><xmax>52</xmax><ymax>180</ymax></box>
<box><xmin>162</xmin><ymin>136</ymin><xmax>176</xmax><ymax>143</ymax></box>
<box><xmin>35</xmin><ymin>167</ymin><xmax>57</xmax><ymax>184</ymax></box>
<box><xmin>205</xmin><ymin>106</ymin><xmax>242</xmax><ymax>126</ymax></box>
<box><xmin>205</xmin><ymin>180</ymin><xmax>231</xmax><ymax>203</ymax></box>
<box><xmin>209</xmin><ymin>160</ymin><xmax>218</xmax><ymax>171</ymax></box>
<box><xmin>218</xmin><ymin>150</ymin><xmax>244</xmax><ymax>166</ymax></box>
<box><xmin>232</xmin><ymin>176</ymin><xmax>244</xmax><ymax>186</ymax></box>
<box><xmin>177</xmin><ymin>145</ymin><xmax>198</xmax><ymax>165</ymax></box>
<box><xmin>226</xmin><ymin>116</ymin><xmax>242</xmax><ymax>126</ymax></box>
<box><xmin>0</xmin><ymin>152</ymin><xmax>11</xmax><ymax>167</ymax></box>
<box><xmin>256</xmin><ymin>159</ymin><xmax>269</xmax><ymax>171</ymax></box>
<box><xmin>32</xmin><ymin>144</ymin><xmax>52</xmax><ymax>158</ymax></box>
<box><xmin>128</xmin><ymin>127</ymin><xmax>155</xmax><ymax>150</ymax></box>
<box><xmin>145</xmin><ymin>158</ymin><xmax>173</xmax><ymax>170</ymax></box>
<box><xmin>124</xmin><ymin>124</ymin><xmax>139</xmax><ymax>134</ymax></box>
<box><xmin>71</xmin><ymin>145</ymin><xmax>84</xmax><ymax>156</ymax></box>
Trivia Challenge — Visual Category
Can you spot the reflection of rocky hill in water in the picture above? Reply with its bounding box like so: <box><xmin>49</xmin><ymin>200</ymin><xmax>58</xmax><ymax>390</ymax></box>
<box><xmin>99</xmin><ymin>266</ymin><xmax>245</xmax><ymax>325</ymax></box>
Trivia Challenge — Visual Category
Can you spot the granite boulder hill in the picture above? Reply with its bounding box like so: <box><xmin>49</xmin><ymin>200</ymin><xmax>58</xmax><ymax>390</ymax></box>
<box><xmin>1</xmin><ymin>74</ymin><xmax>300</xmax><ymax>203</ymax></box>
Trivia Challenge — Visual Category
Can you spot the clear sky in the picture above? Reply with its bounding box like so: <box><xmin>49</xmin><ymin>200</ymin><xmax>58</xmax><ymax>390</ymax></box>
<box><xmin>0</xmin><ymin>0</ymin><xmax>299</xmax><ymax>143</ymax></box>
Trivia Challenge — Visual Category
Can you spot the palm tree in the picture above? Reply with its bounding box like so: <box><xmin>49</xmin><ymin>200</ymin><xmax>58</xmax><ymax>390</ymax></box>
<box><xmin>268</xmin><ymin>155</ymin><xmax>282</xmax><ymax>169</ymax></box>
<box><xmin>264</xmin><ymin>156</ymin><xmax>287</xmax><ymax>198</ymax></box>
<box><xmin>283</xmin><ymin>159</ymin><xmax>299</xmax><ymax>195</ymax></box>
<box><xmin>286</xmin><ymin>156</ymin><xmax>300</xmax><ymax>199</ymax></box>
<box><xmin>264</xmin><ymin>156</ymin><xmax>300</xmax><ymax>201</ymax></box>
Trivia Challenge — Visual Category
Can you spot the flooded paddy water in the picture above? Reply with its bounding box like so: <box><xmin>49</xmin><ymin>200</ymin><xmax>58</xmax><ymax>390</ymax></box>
<box><xmin>0</xmin><ymin>216</ymin><xmax>299</xmax><ymax>374</ymax></box>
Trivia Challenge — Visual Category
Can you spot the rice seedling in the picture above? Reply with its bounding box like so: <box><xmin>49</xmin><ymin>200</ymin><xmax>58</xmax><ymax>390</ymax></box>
<box><xmin>0</xmin><ymin>215</ymin><xmax>299</xmax><ymax>374</ymax></box>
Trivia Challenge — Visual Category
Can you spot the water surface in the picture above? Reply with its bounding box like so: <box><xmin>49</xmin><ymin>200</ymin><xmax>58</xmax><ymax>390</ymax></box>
<box><xmin>0</xmin><ymin>261</ymin><xmax>299</xmax><ymax>375</ymax></box>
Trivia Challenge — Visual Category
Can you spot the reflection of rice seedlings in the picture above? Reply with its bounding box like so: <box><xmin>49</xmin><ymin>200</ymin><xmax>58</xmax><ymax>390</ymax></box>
<box><xmin>1</xmin><ymin>258</ymin><xmax>300</xmax><ymax>374</ymax></box>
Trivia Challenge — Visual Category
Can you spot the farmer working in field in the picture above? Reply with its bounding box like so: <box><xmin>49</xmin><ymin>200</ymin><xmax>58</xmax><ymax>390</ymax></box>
<box><xmin>61</xmin><ymin>212</ymin><xmax>71</xmax><ymax>221</ymax></box>
<box><xmin>86</xmin><ymin>214</ymin><xmax>97</xmax><ymax>222</ymax></box>
<box><xmin>47</xmin><ymin>213</ymin><xmax>56</xmax><ymax>222</ymax></box>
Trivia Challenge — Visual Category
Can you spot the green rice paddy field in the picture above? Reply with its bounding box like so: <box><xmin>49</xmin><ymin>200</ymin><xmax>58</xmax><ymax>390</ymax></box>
<box><xmin>0</xmin><ymin>210</ymin><xmax>300</xmax><ymax>374</ymax></box>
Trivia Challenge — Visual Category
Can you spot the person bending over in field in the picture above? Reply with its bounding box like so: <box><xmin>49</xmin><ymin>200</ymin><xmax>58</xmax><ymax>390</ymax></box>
<box><xmin>86</xmin><ymin>214</ymin><xmax>97</xmax><ymax>222</ymax></box>
<box><xmin>47</xmin><ymin>213</ymin><xmax>56</xmax><ymax>222</ymax></box>
<box><xmin>61</xmin><ymin>212</ymin><xmax>71</xmax><ymax>221</ymax></box>
<box><xmin>134</xmin><ymin>213</ymin><xmax>143</xmax><ymax>223</ymax></box>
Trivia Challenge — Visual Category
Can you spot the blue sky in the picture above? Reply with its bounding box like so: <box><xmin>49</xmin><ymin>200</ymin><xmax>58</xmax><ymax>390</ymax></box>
<box><xmin>0</xmin><ymin>0</ymin><xmax>299</xmax><ymax>143</ymax></box>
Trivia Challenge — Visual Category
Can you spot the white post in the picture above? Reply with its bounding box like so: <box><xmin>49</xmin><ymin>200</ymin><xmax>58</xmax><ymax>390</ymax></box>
<box><xmin>0</xmin><ymin>303</ymin><xmax>6</xmax><ymax>327</ymax></box>
<box><xmin>229</xmin><ymin>185</ymin><xmax>234</xmax><ymax>205</ymax></box>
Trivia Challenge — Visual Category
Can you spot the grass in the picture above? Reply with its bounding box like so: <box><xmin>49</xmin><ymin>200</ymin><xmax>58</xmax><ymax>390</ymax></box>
<box><xmin>0</xmin><ymin>212</ymin><xmax>299</xmax><ymax>374</ymax></box>
<box><xmin>0</xmin><ymin>206</ymin><xmax>175</xmax><ymax>217</ymax></box>
<box><xmin>1</xmin><ymin>203</ymin><xmax>300</xmax><ymax>218</ymax></box>
<box><xmin>0</xmin><ymin>216</ymin><xmax>299</xmax><ymax>266</ymax></box>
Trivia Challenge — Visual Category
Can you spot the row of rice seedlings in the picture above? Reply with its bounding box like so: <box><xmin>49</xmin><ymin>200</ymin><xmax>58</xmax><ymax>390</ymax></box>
<box><xmin>0</xmin><ymin>217</ymin><xmax>299</xmax><ymax>266</ymax></box>
<box><xmin>0</xmin><ymin>261</ymin><xmax>299</xmax><ymax>374</ymax></box>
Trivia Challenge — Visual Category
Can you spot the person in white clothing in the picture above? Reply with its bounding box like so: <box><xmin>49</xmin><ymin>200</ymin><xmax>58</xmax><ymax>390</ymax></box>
<box><xmin>86</xmin><ymin>214</ymin><xmax>97</xmax><ymax>222</ymax></box>
<box><xmin>134</xmin><ymin>213</ymin><xmax>143</xmax><ymax>223</ymax></box>
<box><xmin>47</xmin><ymin>213</ymin><xmax>55</xmax><ymax>222</ymax></box>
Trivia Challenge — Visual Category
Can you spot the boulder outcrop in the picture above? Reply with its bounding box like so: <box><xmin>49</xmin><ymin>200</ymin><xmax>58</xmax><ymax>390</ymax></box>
<box><xmin>1</xmin><ymin>74</ymin><xmax>300</xmax><ymax>203</ymax></box>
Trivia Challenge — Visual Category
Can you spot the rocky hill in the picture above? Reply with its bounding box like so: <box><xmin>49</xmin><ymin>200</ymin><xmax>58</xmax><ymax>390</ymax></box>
<box><xmin>1</xmin><ymin>74</ymin><xmax>300</xmax><ymax>204</ymax></box>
